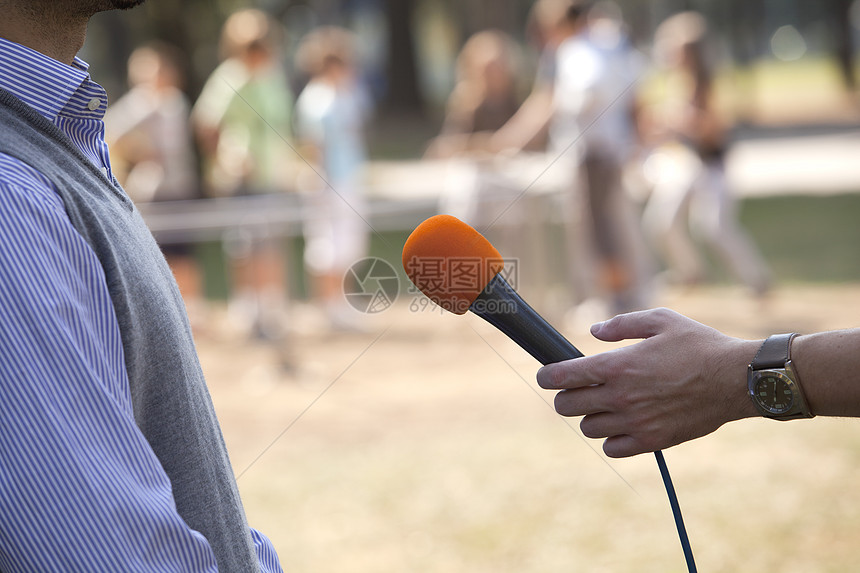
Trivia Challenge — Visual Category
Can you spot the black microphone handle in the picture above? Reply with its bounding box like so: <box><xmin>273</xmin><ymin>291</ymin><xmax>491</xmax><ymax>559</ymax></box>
<box><xmin>469</xmin><ymin>274</ymin><xmax>584</xmax><ymax>365</ymax></box>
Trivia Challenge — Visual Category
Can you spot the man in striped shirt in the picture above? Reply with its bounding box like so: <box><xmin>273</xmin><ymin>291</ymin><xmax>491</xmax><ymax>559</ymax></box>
<box><xmin>0</xmin><ymin>1</ymin><xmax>283</xmax><ymax>571</ymax></box>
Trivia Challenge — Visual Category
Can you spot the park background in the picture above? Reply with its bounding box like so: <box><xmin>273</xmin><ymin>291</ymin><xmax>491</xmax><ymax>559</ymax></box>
<box><xmin>85</xmin><ymin>1</ymin><xmax>860</xmax><ymax>571</ymax></box>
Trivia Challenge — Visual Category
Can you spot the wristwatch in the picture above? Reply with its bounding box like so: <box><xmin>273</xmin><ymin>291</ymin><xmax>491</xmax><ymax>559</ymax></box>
<box><xmin>747</xmin><ymin>333</ymin><xmax>814</xmax><ymax>420</ymax></box>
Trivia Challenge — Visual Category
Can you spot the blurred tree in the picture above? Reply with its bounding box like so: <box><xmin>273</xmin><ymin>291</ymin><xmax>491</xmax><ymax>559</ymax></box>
<box><xmin>381</xmin><ymin>0</ymin><xmax>424</xmax><ymax>112</ymax></box>
<box><xmin>449</xmin><ymin>0</ymin><xmax>528</xmax><ymax>40</ymax></box>
<box><xmin>83</xmin><ymin>0</ymin><xmax>860</xmax><ymax>129</ymax></box>
<box><xmin>831</xmin><ymin>0</ymin><xmax>856</xmax><ymax>91</ymax></box>
<box><xmin>85</xmin><ymin>0</ymin><xmax>246</xmax><ymax>98</ymax></box>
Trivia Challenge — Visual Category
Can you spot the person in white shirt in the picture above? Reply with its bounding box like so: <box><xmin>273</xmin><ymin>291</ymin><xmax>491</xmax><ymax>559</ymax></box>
<box><xmin>551</xmin><ymin>0</ymin><xmax>651</xmax><ymax>317</ymax></box>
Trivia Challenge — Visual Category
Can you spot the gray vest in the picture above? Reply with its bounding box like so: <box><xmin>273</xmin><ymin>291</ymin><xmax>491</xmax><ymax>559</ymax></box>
<box><xmin>0</xmin><ymin>88</ymin><xmax>260</xmax><ymax>571</ymax></box>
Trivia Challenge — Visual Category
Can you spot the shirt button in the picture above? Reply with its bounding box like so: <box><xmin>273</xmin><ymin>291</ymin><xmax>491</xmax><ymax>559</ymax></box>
<box><xmin>87</xmin><ymin>98</ymin><xmax>101</xmax><ymax>111</ymax></box>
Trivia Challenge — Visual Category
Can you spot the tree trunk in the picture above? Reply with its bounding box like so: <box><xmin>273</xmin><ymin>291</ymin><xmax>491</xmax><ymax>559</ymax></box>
<box><xmin>382</xmin><ymin>0</ymin><xmax>424</xmax><ymax>114</ymax></box>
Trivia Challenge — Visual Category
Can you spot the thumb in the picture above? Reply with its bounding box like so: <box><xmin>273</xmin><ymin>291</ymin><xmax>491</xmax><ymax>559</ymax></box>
<box><xmin>590</xmin><ymin>307</ymin><xmax>680</xmax><ymax>342</ymax></box>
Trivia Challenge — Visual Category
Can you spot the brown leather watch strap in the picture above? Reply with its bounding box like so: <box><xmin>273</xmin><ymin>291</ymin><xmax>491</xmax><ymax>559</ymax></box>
<box><xmin>751</xmin><ymin>333</ymin><xmax>797</xmax><ymax>370</ymax></box>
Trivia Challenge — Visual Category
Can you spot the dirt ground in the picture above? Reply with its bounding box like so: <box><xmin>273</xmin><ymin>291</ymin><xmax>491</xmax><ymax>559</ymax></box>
<box><xmin>197</xmin><ymin>283</ymin><xmax>860</xmax><ymax>573</ymax></box>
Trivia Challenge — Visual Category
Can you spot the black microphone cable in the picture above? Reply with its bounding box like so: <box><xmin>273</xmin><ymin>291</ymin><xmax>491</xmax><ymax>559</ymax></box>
<box><xmin>655</xmin><ymin>450</ymin><xmax>697</xmax><ymax>572</ymax></box>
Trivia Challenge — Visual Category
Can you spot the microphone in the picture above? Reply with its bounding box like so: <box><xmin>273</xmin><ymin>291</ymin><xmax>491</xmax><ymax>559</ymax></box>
<box><xmin>401</xmin><ymin>214</ymin><xmax>583</xmax><ymax>366</ymax></box>
<box><xmin>401</xmin><ymin>214</ymin><xmax>697</xmax><ymax>572</ymax></box>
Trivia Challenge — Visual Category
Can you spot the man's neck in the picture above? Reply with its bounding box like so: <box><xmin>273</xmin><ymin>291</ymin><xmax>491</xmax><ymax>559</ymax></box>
<box><xmin>0</xmin><ymin>2</ymin><xmax>91</xmax><ymax>65</ymax></box>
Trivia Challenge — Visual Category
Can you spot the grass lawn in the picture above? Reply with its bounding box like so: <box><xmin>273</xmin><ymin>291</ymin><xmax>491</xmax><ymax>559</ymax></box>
<box><xmin>740</xmin><ymin>193</ymin><xmax>860</xmax><ymax>283</ymax></box>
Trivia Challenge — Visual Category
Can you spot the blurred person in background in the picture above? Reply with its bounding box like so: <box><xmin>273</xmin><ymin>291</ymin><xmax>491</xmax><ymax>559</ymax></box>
<box><xmin>425</xmin><ymin>29</ymin><xmax>523</xmax><ymax>230</ymax></box>
<box><xmin>0</xmin><ymin>0</ymin><xmax>282</xmax><ymax>570</ymax></box>
<box><xmin>486</xmin><ymin>0</ymin><xmax>587</xmax><ymax>310</ymax></box>
<box><xmin>490</xmin><ymin>0</ymin><xmax>581</xmax><ymax>152</ymax></box>
<box><xmin>552</xmin><ymin>0</ymin><xmax>650</xmax><ymax>318</ymax></box>
<box><xmin>294</xmin><ymin>26</ymin><xmax>372</xmax><ymax>331</ymax></box>
<box><xmin>494</xmin><ymin>1</ymin><xmax>649</xmax><ymax>318</ymax></box>
<box><xmin>426</xmin><ymin>29</ymin><xmax>521</xmax><ymax>160</ymax></box>
<box><xmin>640</xmin><ymin>11</ymin><xmax>771</xmax><ymax>298</ymax></box>
<box><xmin>105</xmin><ymin>41</ymin><xmax>204</xmax><ymax>326</ymax></box>
<box><xmin>192</xmin><ymin>8</ymin><xmax>295</xmax><ymax>339</ymax></box>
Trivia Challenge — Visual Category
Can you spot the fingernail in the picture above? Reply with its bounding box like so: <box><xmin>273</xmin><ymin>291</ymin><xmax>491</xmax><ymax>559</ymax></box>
<box><xmin>590</xmin><ymin>321</ymin><xmax>605</xmax><ymax>335</ymax></box>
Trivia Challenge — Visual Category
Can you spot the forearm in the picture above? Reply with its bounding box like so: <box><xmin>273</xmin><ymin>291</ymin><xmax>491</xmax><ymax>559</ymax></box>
<box><xmin>792</xmin><ymin>328</ymin><xmax>860</xmax><ymax>417</ymax></box>
<box><xmin>490</xmin><ymin>88</ymin><xmax>553</xmax><ymax>152</ymax></box>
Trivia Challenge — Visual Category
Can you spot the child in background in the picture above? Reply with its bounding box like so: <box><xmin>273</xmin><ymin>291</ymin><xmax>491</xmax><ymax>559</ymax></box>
<box><xmin>192</xmin><ymin>9</ymin><xmax>295</xmax><ymax>340</ymax></box>
<box><xmin>294</xmin><ymin>27</ymin><xmax>372</xmax><ymax>330</ymax></box>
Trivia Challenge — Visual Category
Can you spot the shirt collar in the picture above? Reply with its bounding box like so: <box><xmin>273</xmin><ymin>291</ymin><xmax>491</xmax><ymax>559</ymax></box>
<box><xmin>0</xmin><ymin>37</ymin><xmax>106</xmax><ymax>123</ymax></box>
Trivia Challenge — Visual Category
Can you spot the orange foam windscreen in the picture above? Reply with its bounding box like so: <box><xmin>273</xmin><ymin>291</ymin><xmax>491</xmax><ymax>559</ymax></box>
<box><xmin>402</xmin><ymin>215</ymin><xmax>505</xmax><ymax>314</ymax></box>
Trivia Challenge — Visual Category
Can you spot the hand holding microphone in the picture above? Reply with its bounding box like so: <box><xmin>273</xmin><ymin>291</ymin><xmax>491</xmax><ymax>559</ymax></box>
<box><xmin>402</xmin><ymin>214</ymin><xmax>698</xmax><ymax>571</ymax></box>
<box><xmin>537</xmin><ymin>308</ymin><xmax>761</xmax><ymax>458</ymax></box>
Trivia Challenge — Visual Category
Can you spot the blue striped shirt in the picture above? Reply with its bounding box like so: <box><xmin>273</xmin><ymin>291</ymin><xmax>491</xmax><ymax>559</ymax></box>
<box><xmin>0</xmin><ymin>38</ymin><xmax>283</xmax><ymax>572</ymax></box>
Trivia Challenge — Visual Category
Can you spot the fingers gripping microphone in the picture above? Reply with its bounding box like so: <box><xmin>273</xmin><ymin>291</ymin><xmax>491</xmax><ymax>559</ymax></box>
<box><xmin>401</xmin><ymin>214</ymin><xmax>697</xmax><ymax>573</ymax></box>
<box><xmin>401</xmin><ymin>214</ymin><xmax>583</xmax><ymax>365</ymax></box>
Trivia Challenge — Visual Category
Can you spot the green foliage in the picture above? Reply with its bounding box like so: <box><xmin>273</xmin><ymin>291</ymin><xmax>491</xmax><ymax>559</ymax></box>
<box><xmin>740</xmin><ymin>194</ymin><xmax>860</xmax><ymax>283</ymax></box>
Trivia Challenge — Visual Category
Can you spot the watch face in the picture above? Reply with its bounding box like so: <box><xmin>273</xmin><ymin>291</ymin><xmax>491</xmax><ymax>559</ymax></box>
<box><xmin>753</xmin><ymin>371</ymin><xmax>795</xmax><ymax>414</ymax></box>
